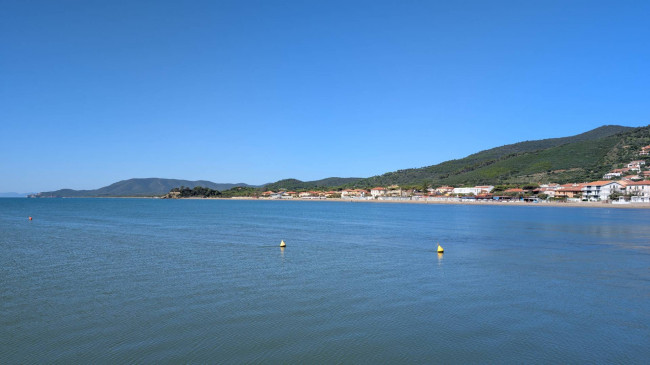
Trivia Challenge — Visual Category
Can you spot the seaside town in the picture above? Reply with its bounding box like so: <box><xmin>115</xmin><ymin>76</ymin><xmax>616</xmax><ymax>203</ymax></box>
<box><xmin>256</xmin><ymin>146</ymin><xmax>650</xmax><ymax>205</ymax></box>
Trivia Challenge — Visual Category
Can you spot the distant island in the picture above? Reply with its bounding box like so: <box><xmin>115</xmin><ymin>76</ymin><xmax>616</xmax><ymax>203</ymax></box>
<box><xmin>30</xmin><ymin>179</ymin><xmax>256</xmax><ymax>198</ymax></box>
<box><xmin>30</xmin><ymin>124</ymin><xmax>650</xmax><ymax>204</ymax></box>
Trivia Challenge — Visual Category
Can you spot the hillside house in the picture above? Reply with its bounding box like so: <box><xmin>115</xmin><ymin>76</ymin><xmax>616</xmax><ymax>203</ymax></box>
<box><xmin>539</xmin><ymin>183</ymin><xmax>561</xmax><ymax>190</ymax></box>
<box><xmin>627</xmin><ymin>160</ymin><xmax>646</xmax><ymax>171</ymax></box>
<box><xmin>639</xmin><ymin>145</ymin><xmax>650</xmax><ymax>156</ymax></box>
<box><xmin>603</xmin><ymin>171</ymin><xmax>623</xmax><ymax>179</ymax></box>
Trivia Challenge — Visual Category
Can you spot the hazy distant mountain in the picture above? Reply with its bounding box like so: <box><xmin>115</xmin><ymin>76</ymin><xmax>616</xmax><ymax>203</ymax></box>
<box><xmin>0</xmin><ymin>192</ymin><xmax>33</xmax><ymax>198</ymax></box>
<box><xmin>32</xmin><ymin>178</ymin><xmax>255</xmax><ymax>197</ymax></box>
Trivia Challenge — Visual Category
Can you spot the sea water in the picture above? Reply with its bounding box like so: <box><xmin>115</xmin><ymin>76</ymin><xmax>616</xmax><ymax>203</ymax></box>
<box><xmin>1</xmin><ymin>198</ymin><xmax>648</xmax><ymax>363</ymax></box>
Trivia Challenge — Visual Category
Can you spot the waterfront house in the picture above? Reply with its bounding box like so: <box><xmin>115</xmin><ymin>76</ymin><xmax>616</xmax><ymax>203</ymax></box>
<box><xmin>387</xmin><ymin>188</ymin><xmax>406</xmax><ymax>197</ymax></box>
<box><xmin>340</xmin><ymin>189</ymin><xmax>354</xmax><ymax>198</ymax></box>
<box><xmin>435</xmin><ymin>186</ymin><xmax>455</xmax><ymax>195</ymax></box>
<box><xmin>555</xmin><ymin>183</ymin><xmax>586</xmax><ymax>199</ymax></box>
<box><xmin>538</xmin><ymin>188</ymin><xmax>557</xmax><ymax>198</ymax></box>
<box><xmin>341</xmin><ymin>189</ymin><xmax>369</xmax><ymax>198</ymax></box>
<box><xmin>371</xmin><ymin>187</ymin><xmax>386</xmax><ymax>197</ymax></box>
<box><xmin>582</xmin><ymin>181</ymin><xmax>623</xmax><ymax>201</ymax></box>
<box><xmin>625</xmin><ymin>180</ymin><xmax>650</xmax><ymax>197</ymax></box>
<box><xmin>475</xmin><ymin>186</ymin><xmax>494</xmax><ymax>193</ymax></box>
<box><xmin>354</xmin><ymin>189</ymin><xmax>369</xmax><ymax>197</ymax></box>
<box><xmin>453</xmin><ymin>186</ymin><xmax>494</xmax><ymax>195</ymax></box>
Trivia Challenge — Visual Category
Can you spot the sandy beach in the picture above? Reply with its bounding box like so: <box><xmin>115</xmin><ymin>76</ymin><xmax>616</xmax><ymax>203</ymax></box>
<box><xmin>226</xmin><ymin>197</ymin><xmax>650</xmax><ymax>209</ymax></box>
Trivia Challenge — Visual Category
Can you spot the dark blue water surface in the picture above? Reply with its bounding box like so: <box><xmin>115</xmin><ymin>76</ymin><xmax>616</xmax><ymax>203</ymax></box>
<box><xmin>1</xmin><ymin>198</ymin><xmax>648</xmax><ymax>363</ymax></box>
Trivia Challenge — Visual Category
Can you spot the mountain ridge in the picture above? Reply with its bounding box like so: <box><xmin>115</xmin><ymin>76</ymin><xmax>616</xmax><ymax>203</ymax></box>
<box><xmin>32</xmin><ymin>178</ymin><xmax>256</xmax><ymax>198</ymax></box>
<box><xmin>30</xmin><ymin>124</ymin><xmax>649</xmax><ymax>196</ymax></box>
<box><xmin>349</xmin><ymin>125</ymin><xmax>640</xmax><ymax>188</ymax></box>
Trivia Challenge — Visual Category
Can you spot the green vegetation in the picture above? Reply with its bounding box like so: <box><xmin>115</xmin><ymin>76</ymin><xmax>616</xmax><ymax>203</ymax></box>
<box><xmin>220</xmin><ymin>186</ymin><xmax>261</xmax><ymax>198</ymax></box>
<box><xmin>170</xmin><ymin>186</ymin><xmax>222</xmax><ymax>198</ymax></box>
<box><xmin>166</xmin><ymin>185</ymin><xmax>262</xmax><ymax>198</ymax></box>
<box><xmin>262</xmin><ymin>177</ymin><xmax>362</xmax><ymax>191</ymax></box>
<box><xmin>347</xmin><ymin>125</ymin><xmax>647</xmax><ymax>188</ymax></box>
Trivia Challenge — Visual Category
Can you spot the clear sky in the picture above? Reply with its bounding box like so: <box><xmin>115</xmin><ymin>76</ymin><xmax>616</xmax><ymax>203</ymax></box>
<box><xmin>1</xmin><ymin>0</ymin><xmax>649</xmax><ymax>192</ymax></box>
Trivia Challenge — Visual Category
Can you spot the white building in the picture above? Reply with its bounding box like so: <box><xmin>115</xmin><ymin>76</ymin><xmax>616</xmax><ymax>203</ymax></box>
<box><xmin>452</xmin><ymin>186</ymin><xmax>494</xmax><ymax>195</ymax></box>
<box><xmin>581</xmin><ymin>181</ymin><xmax>623</xmax><ymax>201</ymax></box>
<box><xmin>625</xmin><ymin>180</ymin><xmax>650</xmax><ymax>197</ymax></box>
<box><xmin>627</xmin><ymin>160</ymin><xmax>646</xmax><ymax>171</ymax></box>
<box><xmin>341</xmin><ymin>189</ymin><xmax>368</xmax><ymax>198</ymax></box>
<box><xmin>603</xmin><ymin>172</ymin><xmax>622</xmax><ymax>179</ymax></box>
<box><xmin>371</xmin><ymin>187</ymin><xmax>386</xmax><ymax>197</ymax></box>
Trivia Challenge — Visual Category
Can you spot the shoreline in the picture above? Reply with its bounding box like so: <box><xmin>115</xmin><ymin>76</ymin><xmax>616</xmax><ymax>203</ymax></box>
<box><xmin>178</xmin><ymin>196</ymin><xmax>650</xmax><ymax>209</ymax></box>
<box><xmin>21</xmin><ymin>196</ymin><xmax>650</xmax><ymax>209</ymax></box>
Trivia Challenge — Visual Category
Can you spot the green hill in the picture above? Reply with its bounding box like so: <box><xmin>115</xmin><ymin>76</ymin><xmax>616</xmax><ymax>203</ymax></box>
<box><xmin>351</xmin><ymin>125</ymin><xmax>647</xmax><ymax>188</ymax></box>
<box><xmin>32</xmin><ymin>178</ymin><xmax>254</xmax><ymax>197</ymax></box>
<box><xmin>263</xmin><ymin>177</ymin><xmax>363</xmax><ymax>191</ymax></box>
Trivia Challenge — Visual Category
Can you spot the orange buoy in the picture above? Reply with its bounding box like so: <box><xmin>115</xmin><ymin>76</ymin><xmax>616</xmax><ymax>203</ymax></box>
<box><xmin>28</xmin><ymin>216</ymin><xmax>32</xmax><ymax>221</ymax></box>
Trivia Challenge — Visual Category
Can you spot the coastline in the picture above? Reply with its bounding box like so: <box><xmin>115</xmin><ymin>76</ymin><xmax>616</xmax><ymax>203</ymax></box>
<box><xmin>190</xmin><ymin>196</ymin><xmax>650</xmax><ymax>209</ymax></box>
<box><xmin>24</xmin><ymin>196</ymin><xmax>650</xmax><ymax>209</ymax></box>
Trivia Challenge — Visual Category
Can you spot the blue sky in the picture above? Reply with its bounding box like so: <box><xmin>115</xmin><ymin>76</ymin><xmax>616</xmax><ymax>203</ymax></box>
<box><xmin>1</xmin><ymin>0</ymin><xmax>649</xmax><ymax>192</ymax></box>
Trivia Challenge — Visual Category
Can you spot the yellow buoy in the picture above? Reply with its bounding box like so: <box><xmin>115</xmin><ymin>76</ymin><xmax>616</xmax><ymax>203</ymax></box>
<box><xmin>280</xmin><ymin>240</ymin><xmax>286</xmax><ymax>247</ymax></box>
<box><xmin>437</xmin><ymin>244</ymin><xmax>444</xmax><ymax>253</ymax></box>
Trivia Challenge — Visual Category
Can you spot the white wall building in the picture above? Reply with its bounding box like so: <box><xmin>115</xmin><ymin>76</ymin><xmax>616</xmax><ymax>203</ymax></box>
<box><xmin>626</xmin><ymin>160</ymin><xmax>646</xmax><ymax>171</ymax></box>
<box><xmin>371</xmin><ymin>187</ymin><xmax>386</xmax><ymax>197</ymax></box>
<box><xmin>625</xmin><ymin>180</ymin><xmax>650</xmax><ymax>197</ymax></box>
<box><xmin>603</xmin><ymin>172</ymin><xmax>622</xmax><ymax>179</ymax></box>
<box><xmin>452</xmin><ymin>186</ymin><xmax>494</xmax><ymax>195</ymax></box>
<box><xmin>582</xmin><ymin>181</ymin><xmax>623</xmax><ymax>201</ymax></box>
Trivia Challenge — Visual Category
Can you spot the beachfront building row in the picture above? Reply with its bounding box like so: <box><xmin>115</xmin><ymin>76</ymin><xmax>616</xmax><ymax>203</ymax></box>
<box><xmin>259</xmin><ymin>179</ymin><xmax>650</xmax><ymax>203</ymax></box>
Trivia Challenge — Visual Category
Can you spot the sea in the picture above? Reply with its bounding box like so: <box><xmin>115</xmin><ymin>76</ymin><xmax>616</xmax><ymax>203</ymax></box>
<box><xmin>1</xmin><ymin>198</ymin><xmax>648</xmax><ymax>363</ymax></box>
